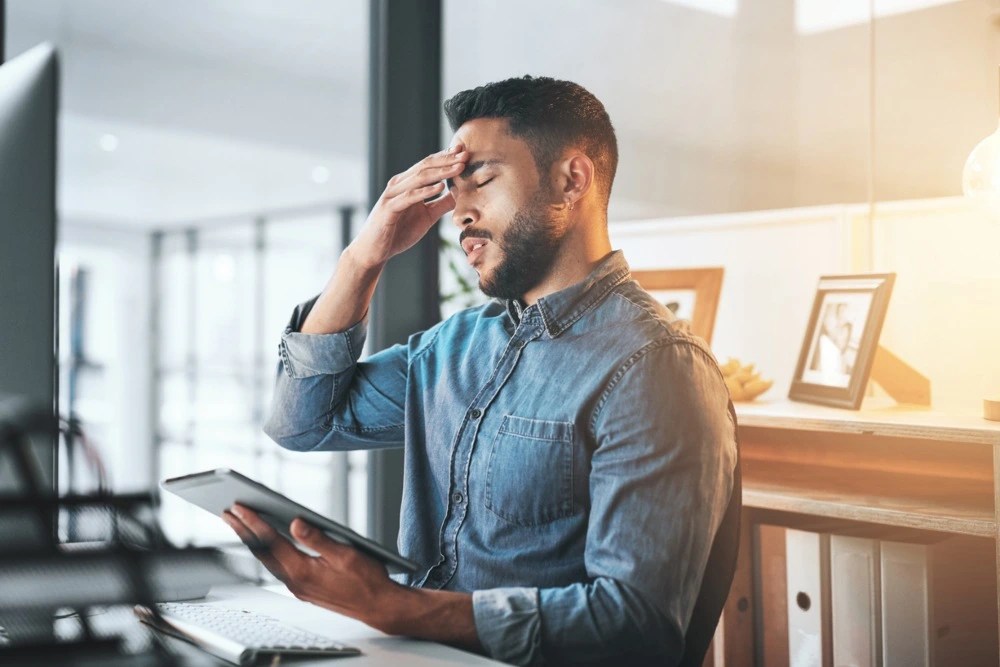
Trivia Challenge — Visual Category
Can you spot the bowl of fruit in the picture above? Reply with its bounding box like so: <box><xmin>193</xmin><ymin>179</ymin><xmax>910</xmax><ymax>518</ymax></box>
<box><xmin>718</xmin><ymin>358</ymin><xmax>773</xmax><ymax>402</ymax></box>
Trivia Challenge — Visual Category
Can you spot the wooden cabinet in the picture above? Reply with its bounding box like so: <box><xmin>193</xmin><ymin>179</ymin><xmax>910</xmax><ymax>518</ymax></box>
<box><xmin>711</xmin><ymin>399</ymin><xmax>1000</xmax><ymax>666</ymax></box>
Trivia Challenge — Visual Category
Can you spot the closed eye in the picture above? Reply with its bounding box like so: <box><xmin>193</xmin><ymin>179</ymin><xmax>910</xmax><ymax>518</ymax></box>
<box><xmin>476</xmin><ymin>177</ymin><xmax>496</xmax><ymax>189</ymax></box>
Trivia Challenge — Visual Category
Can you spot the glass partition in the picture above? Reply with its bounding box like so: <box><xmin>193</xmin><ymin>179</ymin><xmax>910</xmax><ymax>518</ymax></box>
<box><xmin>442</xmin><ymin>0</ymin><xmax>997</xmax><ymax>220</ymax></box>
<box><xmin>6</xmin><ymin>0</ymin><xmax>370</xmax><ymax>544</ymax></box>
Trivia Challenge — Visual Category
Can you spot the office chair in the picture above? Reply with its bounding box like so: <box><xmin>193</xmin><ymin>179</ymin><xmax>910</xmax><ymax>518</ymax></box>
<box><xmin>678</xmin><ymin>410</ymin><xmax>743</xmax><ymax>667</ymax></box>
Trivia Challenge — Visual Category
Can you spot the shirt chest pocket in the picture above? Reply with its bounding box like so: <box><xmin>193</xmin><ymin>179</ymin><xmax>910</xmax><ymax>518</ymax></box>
<box><xmin>484</xmin><ymin>414</ymin><xmax>576</xmax><ymax>527</ymax></box>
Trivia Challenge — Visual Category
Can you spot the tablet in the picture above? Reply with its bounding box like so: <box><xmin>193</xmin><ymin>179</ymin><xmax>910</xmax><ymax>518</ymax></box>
<box><xmin>161</xmin><ymin>468</ymin><xmax>418</xmax><ymax>574</ymax></box>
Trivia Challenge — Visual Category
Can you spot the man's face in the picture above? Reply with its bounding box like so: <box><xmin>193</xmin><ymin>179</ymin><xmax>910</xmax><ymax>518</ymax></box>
<box><xmin>447</xmin><ymin>118</ymin><xmax>567</xmax><ymax>301</ymax></box>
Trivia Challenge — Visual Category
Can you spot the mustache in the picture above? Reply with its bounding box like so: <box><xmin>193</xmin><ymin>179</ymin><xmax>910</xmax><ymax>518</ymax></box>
<box><xmin>459</xmin><ymin>228</ymin><xmax>493</xmax><ymax>245</ymax></box>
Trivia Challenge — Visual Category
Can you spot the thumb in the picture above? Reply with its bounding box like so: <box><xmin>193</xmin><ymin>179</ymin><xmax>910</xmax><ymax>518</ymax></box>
<box><xmin>424</xmin><ymin>190</ymin><xmax>456</xmax><ymax>221</ymax></box>
<box><xmin>291</xmin><ymin>518</ymin><xmax>353</xmax><ymax>560</ymax></box>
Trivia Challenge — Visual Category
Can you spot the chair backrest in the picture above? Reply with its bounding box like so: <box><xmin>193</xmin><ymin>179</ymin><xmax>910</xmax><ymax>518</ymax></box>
<box><xmin>677</xmin><ymin>410</ymin><xmax>743</xmax><ymax>667</ymax></box>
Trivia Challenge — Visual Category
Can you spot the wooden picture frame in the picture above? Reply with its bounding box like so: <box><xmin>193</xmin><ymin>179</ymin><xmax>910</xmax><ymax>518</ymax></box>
<box><xmin>631</xmin><ymin>267</ymin><xmax>724</xmax><ymax>345</ymax></box>
<box><xmin>789</xmin><ymin>273</ymin><xmax>896</xmax><ymax>410</ymax></box>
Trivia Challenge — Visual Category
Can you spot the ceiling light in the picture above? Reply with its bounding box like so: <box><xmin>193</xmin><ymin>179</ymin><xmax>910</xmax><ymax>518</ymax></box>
<box><xmin>213</xmin><ymin>254</ymin><xmax>236</xmax><ymax>283</ymax></box>
<box><xmin>311</xmin><ymin>165</ymin><xmax>330</xmax><ymax>184</ymax></box>
<box><xmin>99</xmin><ymin>134</ymin><xmax>119</xmax><ymax>152</ymax></box>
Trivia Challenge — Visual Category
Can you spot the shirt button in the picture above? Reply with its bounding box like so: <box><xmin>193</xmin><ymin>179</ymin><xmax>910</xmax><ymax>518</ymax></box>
<box><xmin>452</xmin><ymin>492</ymin><xmax>465</xmax><ymax>504</ymax></box>
<box><xmin>470</xmin><ymin>408</ymin><xmax>482</xmax><ymax>420</ymax></box>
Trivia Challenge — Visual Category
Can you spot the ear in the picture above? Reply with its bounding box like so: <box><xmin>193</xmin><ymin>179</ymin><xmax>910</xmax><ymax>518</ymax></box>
<box><xmin>553</xmin><ymin>152</ymin><xmax>594</xmax><ymax>207</ymax></box>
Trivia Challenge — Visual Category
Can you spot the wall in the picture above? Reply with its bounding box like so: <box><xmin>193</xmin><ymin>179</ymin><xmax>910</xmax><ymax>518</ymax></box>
<box><xmin>611</xmin><ymin>196</ymin><xmax>1000</xmax><ymax>414</ymax></box>
<box><xmin>612</xmin><ymin>206</ymin><xmax>851</xmax><ymax>399</ymax></box>
<box><xmin>868</xmin><ymin>199</ymin><xmax>1000</xmax><ymax>412</ymax></box>
<box><xmin>444</xmin><ymin>0</ymin><xmax>1000</xmax><ymax>219</ymax></box>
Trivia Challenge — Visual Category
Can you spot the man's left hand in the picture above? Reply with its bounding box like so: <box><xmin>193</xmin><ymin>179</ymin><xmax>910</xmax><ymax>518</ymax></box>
<box><xmin>222</xmin><ymin>504</ymin><xmax>406</xmax><ymax>631</ymax></box>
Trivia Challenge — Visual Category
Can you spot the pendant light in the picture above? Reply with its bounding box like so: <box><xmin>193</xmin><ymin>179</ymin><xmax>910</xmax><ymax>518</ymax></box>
<box><xmin>962</xmin><ymin>66</ymin><xmax>1000</xmax><ymax>214</ymax></box>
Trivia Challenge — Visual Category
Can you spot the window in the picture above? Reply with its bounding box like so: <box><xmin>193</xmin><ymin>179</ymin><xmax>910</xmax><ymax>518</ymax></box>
<box><xmin>6</xmin><ymin>0</ymin><xmax>370</xmax><ymax>543</ymax></box>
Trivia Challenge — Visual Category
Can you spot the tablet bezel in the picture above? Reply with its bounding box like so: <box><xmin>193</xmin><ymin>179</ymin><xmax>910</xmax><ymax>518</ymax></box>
<box><xmin>161</xmin><ymin>468</ymin><xmax>418</xmax><ymax>574</ymax></box>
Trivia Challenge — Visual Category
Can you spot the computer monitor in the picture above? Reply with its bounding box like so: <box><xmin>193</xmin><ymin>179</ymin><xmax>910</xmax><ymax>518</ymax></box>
<box><xmin>0</xmin><ymin>43</ymin><xmax>59</xmax><ymax>501</ymax></box>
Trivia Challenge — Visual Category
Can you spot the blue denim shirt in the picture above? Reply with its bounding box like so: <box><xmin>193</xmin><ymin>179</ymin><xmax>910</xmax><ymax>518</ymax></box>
<box><xmin>263</xmin><ymin>250</ymin><xmax>737</xmax><ymax>666</ymax></box>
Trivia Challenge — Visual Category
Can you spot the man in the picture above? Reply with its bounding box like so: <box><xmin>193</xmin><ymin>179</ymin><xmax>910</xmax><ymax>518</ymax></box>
<box><xmin>223</xmin><ymin>76</ymin><xmax>737</xmax><ymax>666</ymax></box>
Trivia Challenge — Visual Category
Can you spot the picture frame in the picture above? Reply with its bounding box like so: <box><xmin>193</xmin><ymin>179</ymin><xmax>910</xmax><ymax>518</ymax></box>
<box><xmin>789</xmin><ymin>273</ymin><xmax>896</xmax><ymax>410</ymax></box>
<box><xmin>631</xmin><ymin>267</ymin><xmax>724</xmax><ymax>345</ymax></box>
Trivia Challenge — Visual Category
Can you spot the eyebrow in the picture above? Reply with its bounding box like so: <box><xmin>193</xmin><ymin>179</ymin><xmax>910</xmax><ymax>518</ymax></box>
<box><xmin>446</xmin><ymin>158</ymin><xmax>504</xmax><ymax>190</ymax></box>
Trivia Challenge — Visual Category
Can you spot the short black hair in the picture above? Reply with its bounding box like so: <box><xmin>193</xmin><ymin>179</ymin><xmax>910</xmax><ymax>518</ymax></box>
<box><xmin>443</xmin><ymin>75</ymin><xmax>618</xmax><ymax>208</ymax></box>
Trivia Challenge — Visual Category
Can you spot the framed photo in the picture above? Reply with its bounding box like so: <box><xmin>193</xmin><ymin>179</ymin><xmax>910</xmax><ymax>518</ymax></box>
<box><xmin>789</xmin><ymin>273</ymin><xmax>895</xmax><ymax>410</ymax></box>
<box><xmin>631</xmin><ymin>267</ymin><xmax>724</xmax><ymax>344</ymax></box>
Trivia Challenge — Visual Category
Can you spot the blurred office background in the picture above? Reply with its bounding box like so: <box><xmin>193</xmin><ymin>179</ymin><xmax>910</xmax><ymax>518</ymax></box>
<box><xmin>4</xmin><ymin>0</ymin><xmax>997</xmax><ymax>545</ymax></box>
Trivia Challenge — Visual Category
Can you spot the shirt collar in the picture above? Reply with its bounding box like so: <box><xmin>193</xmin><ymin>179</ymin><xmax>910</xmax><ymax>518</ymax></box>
<box><xmin>504</xmin><ymin>250</ymin><xmax>631</xmax><ymax>338</ymax></box>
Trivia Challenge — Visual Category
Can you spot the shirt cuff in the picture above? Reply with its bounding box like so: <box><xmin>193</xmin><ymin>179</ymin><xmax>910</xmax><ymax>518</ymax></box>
<box><xmin>278</xmin><ymin>301</ymin><xmax>368</xmax><ymax>379</ymax></box>
<box><xmin>472</xmin><ymin>587</ymin><xmax>542</xmax><ymax>666</ymax></box>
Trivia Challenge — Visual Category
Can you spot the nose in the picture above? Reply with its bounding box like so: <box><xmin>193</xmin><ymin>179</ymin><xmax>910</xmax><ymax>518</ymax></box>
<box><xmin>450</xmin><ymin>193</ymin><xmax>477</xmax><ymax>229</ymax></box>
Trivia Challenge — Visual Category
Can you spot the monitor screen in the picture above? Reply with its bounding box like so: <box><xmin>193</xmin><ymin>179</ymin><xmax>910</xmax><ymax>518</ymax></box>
<box><xmin>0</xmin><ymin>42</ymin><xmax>58</xmax><ymax>504</ymax></box>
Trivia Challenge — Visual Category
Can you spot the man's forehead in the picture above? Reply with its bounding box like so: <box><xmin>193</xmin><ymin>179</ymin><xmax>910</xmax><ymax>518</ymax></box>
<box><xmin>452</xmin><ymin>118</ymin><xmax>510</xmax><ymax>143</ymax></box>
<box><xmin>449</xmin><ymin>117</ymin><xmax>518</xmax><ymax>152</ymax></box>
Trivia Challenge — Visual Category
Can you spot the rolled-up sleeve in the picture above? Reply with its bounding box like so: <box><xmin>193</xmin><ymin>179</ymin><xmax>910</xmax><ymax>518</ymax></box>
<box><xmin>263</xmin><ymin>295</ymin><xmax>412</xmax><ymax>453</ymax></box>
<box><xmin>472</xmin><ymin>587</ymin><xmax>542</xmax><ymax>665</ymax></box>
<box><xmin>280</xmin><ymin>319</ymin><xmax>368</xmax><ymax>381</ymax></box>
<box><xmin>471</xmin><ymin>338</ymin><xmax>737</xmax><ymax>666</ymax></box>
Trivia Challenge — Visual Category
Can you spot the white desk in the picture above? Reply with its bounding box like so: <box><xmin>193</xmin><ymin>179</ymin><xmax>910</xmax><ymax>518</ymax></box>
<box><xmin>183</xmin><ymin>583</ymin><xmax>508</xmax><ymax>666</ymax></box>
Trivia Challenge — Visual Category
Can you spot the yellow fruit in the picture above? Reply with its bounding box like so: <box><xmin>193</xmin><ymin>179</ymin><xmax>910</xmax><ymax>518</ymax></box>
<box><xmin>724</xmin><ymin>376</ymin><xmax>747</xmax><ymax>401</ymax></box>
<box><xmin>719</xmin><ymin>358</ymin><xmax>772</xmax><ymax>401</ymax></box>
<box><xmin>719</xmin><ymin>358</ymin><xmax>740</xmax><ymax>376</ymax></box>
<box><xmin>742</xmin><ymin>379</ymin><xmax>773</xmax><ymax>400</ymax></box>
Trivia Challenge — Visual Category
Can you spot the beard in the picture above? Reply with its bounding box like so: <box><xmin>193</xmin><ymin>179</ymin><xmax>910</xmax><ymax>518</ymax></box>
<box><xmin>476</xmin><ymin>193</ymin><xmax>565</xmax><ymax>301</ymax></box>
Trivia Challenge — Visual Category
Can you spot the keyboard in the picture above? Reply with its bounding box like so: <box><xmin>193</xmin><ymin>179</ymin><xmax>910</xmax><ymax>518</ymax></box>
<box><xmin>135</xmin><ymin>602</ymin><xmax>361</xmax><ymax>665</ymax></box>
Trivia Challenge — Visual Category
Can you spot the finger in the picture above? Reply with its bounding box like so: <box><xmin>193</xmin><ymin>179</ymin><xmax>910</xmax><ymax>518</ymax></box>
<box><xmin>429</xmin><ymin>142</ymin><xmax>465</xmax><ymax>162</ymax></box>
<box><xmin>387</xmin><ymin>182</ymin><xmax>448</xmax><ymax>213</ymax></box>
<box><xmin>223</xmin><ymin>511</ymin><xmax>289</xmax><ymax>580</ymax></box>
<box><xmin>386</xmin><ymin>146</ymin><xmax>460</xmax><ymax>187</ymax></box>
<box><xmin>229</xmin><ymin>504</ymin><xmax>301</xmax><ymax>563</ymax></box>
<box><xmin>223</xmin><ymin>509</ymin><xmax>257</xmax><ymax>544</ymax></box>
<box><xmin>290</xmin><ymin>518</ymin><xmax>360</xmax><ymax>563</ymax></box>
<box><xmin>416</xmin><ymin>156</ymin><xmax>468</xmax><ymax>184</ymax></box>
<box><xmin>422</xmin><ymin>142</ymin><xmax>464</xmax><ymax>162</ymax></box>
<box><xmin>384</xmin><ymin>161</ymin><xmax>465</xmax><ymax>198</ymax></box>
<box><xmin>384</xmin><ymin>156</ymin><xmax>466</xmax><ymax>199</ymax></box>
<box><xmin>416</xmin><ymin>143</ymin><xmax>466</xmax><ymax>170</ymax></box>
<box><xmin>424</xmin><ymin>190</ymin><xmax>457</xmax><ymax>220</ymax></box>
<box><xmin>229</xmin><ymin>506</ymin><xmax>316</xmax><ymax>584</ymax></box>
